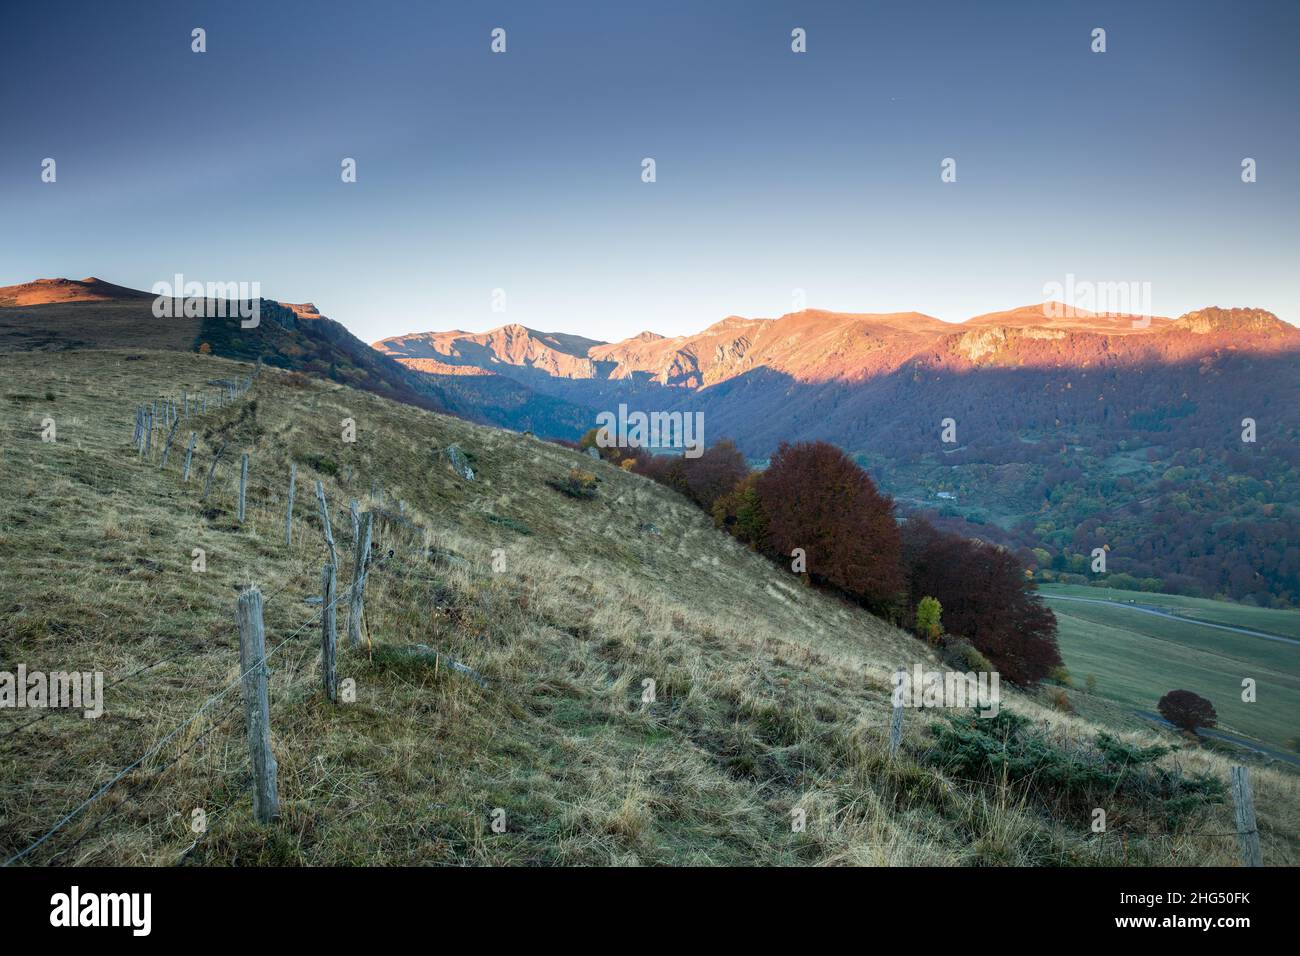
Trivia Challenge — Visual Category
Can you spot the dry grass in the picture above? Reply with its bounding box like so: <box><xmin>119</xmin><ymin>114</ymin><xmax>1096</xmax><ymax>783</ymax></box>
<box><xmin>0</xmin><ymin>348</ymin><xmax>1295</xmax><ymax>866</ymax></box>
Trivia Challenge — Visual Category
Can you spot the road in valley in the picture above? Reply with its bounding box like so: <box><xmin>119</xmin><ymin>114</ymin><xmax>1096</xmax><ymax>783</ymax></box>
<box><xmin>1040</xmin><ymin>593</ymin><xmax>1300</xmax><ymax>646</ymax></box>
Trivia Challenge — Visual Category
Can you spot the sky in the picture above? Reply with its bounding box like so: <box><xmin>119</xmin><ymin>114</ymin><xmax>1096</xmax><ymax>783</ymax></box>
<box><xmin>2</xmin><ymin>0</ymin><xmax>1297</xmax><ymax>343</ymax></box>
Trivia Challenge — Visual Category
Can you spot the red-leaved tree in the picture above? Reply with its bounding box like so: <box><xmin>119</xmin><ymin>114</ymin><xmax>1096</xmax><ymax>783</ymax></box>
<box><xmin>678</xmin><ymin>439</ymin><xmax>749</xmax><ymax>511</ymax></box>
<box><xmin>902</xmin><ymin>517</ymin><xmax>1063</xmax><ymax>685</ymax></box>
<box><xmin>1157</xmin><ymin>690</ymin><xmax>1217</xmax><ymax>733</ymax></box>
<box><xmin>758</xmin><ymin>441</ymin><xmax>905</xmax><ymax>614</ymax></box>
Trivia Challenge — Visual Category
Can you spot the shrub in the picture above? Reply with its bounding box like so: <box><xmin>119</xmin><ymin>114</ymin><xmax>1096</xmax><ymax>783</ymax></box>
<box><xmin>304</xmin><ymin>453</ymin><xmax>339</xmax><ymax>477</ymax></box>
<box><xmin>939</xmin><ymin>638</ymin><xmax>993</xmax><ymax>673</ymax></box>
<box><xmin>1047</xmin><ymin>687</ymin><xmax>1073</xmax><ymax>713</ymax></box>
<box><xmin>1047</xmin><ymin>665</ymin><xmax>1074</xmax><ymax>687</ymax></box>
<box><xmin>915</xmin><ymin>596</ymin><xmax>942</xmax><ymax>643</ymax></box>
<box><xmin>1157</xmin><ymin>690</ymin><xmax>1217</xmax><ymax>733</ymax></box>
<box><xmin>758</xmin><ymin>441</ymin><xmax>905</xmax><ymax>614</ymax></box>
<box><xmin>711</xmin><ymin>471</ymin><xmax>769</xmax><ymax>548</ymax></box>
<box><xmin>549</xmin><ymin>468</ymin><xmax>598</xmax><ymax>500</ymax></box>
<box><xmin>928</xmin><ymin>710</ymin><xmax>1223</xmax><ymax>831</ymax></box>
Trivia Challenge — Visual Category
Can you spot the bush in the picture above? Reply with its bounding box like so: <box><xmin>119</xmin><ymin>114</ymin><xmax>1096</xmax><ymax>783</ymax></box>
<box><xmin>304</xmin><ymin>453</ymin><xmax>339</xmax><ymax>477</ymax></box>
<box><xmin>939</xmin><ymin>638</ymin><xmax>993</xmax><ymax>673</ymax></box>
<box><xmin>928</xmin><ymin>710</ymin><xmax>1223</xmax><ymax>831</ymax></box>
<box><xmin>549</xmin><ymin>468</ymin><xmax>598</xmax><ymax>500</ymax></box>
<box><xmin>1157</xmin><ymin>690</ymin><xmax>1217</xmax><ymax>733</ymax></box>
<box><xmin>758</xmin><ymin>441</ymin><xmax>905</xmax><ymax>614</ymax></box>
<box><xmin>914</xmin><ymin>596</ymin><xmax>942</xmax><ymax>643</ymax></box>
<box><xmin>711</xmin><ymin>471</ymin><xmax>768</xmax><ymax>548</ymax></box>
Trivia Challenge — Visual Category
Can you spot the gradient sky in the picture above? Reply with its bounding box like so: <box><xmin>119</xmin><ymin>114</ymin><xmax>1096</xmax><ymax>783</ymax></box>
<box><xmin>2</xmin><ymin>0</ymin><xmax>1297</xmax><ymax>343</ymax></box>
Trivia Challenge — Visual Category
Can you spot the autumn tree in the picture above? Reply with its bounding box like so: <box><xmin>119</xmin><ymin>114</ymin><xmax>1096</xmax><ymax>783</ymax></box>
<box><xmin>758</xmin><ymin>441</ymin><xmax>904</xmax><ymax>614</ymax></box>
<box><xmin>1158</xmin><ymin>690</ymin><xmax>1217</xmax><ymax>733</ymax></box>
<box><xmin>901</xmin><ymin>517</ymin><xmax>1063</xmax><ymax>685</ymax></box>
<box><xmin>915</xmin><ymin>596</ymin><xmax>942</xmax><ymax>644</ymax></box>
<box><xmin>678</xmin><ymin>439</ymin><xmax>749</xmax><ymax>511</ymax></box>
<box><xmin>712</xmin><ymin>471</ymin><xmax>769</xmax><ymax>548</ymax></box>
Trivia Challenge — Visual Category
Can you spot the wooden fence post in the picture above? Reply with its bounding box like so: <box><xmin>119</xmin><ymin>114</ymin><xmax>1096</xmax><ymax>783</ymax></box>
<box><xmin>181</xmin><ymin>432</ymin><xmax>197</xmax><ymax>482</ymax></box>
<box><xmin>315</xmin><ymin>480</ymin><xmax>337</xmax><ymax>566</ymax></box>
<box><xmin>235</xmin><ymin>587</ymin><xmax>280</xmax><ymax>823</ymax></box>
<box><xmin>238</xmin><ymin>453</ymin><xmax>249</xmax><ymax>523</ymax></box>
<box><xmin>350</xmin><ymin>499</ymin><xmax>360</xmax><ymax>544</ymax></box>
<box><xmin>143</xmin><ymin>410</ymin><xmax>153</xmax><ymax>457</ymax></box>
<box><xmin>158</xmin><ymin>416</ymin><xmax>180</xmax><ymax>469</ymax></box>
<box><xmin>1230</xmin><ymin>766</ymin><xmax>1263</xmax><ymax>866</ymax></box>
<box><xmin>348</xmin><ymin>511</ymin><xmax>373</xmax><ymax>647</ymax></box>
<box><xmin>285</xmin><ymin>463</ymin><xmax>296</xmax><ymax>546</ymax></box>
<box><xmin>202</xmin><ymin>443</ymin><xmax>226</xmax><ymax>502</ymax></box>
<box><xmin>321</xmin><ymin>562</ymin><xmax>337</xmax><ymax>702</ymax></box>
<box><xmin>889</xmin><ymin>667</ymin><xmax>905</xmax><ymax>758</ymax></box>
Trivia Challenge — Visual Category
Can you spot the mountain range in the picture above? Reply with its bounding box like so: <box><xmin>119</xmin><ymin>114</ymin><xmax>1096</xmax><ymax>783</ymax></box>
<box><xmin>3</xmin><ymin>278</ymin><xmax>1297</xmax><ymax>604</ymax></box>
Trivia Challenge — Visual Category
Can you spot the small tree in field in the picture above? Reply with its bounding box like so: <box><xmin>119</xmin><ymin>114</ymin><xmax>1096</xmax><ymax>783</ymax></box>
<box><xmin>914</xmin><ymin>596</ymin><xmax>942</xmax><ymax>644</ymax></box>
<box><xmin>1157</xmin><ymin>690</ymin><xmax>1217</xmax><ymax>733</ymax></box>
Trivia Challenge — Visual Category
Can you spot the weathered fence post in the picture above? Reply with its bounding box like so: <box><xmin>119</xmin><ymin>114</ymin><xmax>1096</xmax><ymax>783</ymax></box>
<box><xmin>235</xmin><ymin>587</ymin><xmax>280</xmax><ymax>823</ymax></box>
<box><xmin>158</xmin><ymin>416</ymin><xmax>180</xmax><ymax>469</ymax></box>
<box><xmin>889</xmin><ymin>667</ymin><xmax>905</xmax><ymax>758</ymax></box>
<box><xmin>347</xmin><ymin>511</ymin><xmax>373</xmax><ymax>647</ymax></box>
<box><xmin>143</xmin><ymin>410</ymin><xmax>153</xmax><ymax>457</ymax></box>
<box><xmin>321</xmin><ymin>562</ymin><xmax>337</xmax><ymax>702</ymax></box>
<box><xmin>202</xmin><ymin>443</ymin><xmax>226</xmax><ymax>502</ymax></box>
<box><xmin>1230</xmin><ymin>765</ymin><xmax>1263</xmax><ymax>866</ymax></box>
<box><xmin>315</xmin><ymin>480</ymin><xmax>337</xmax><ymax>566</ymax></box>
<box><xmin>238</xmin><ymin>453</ymin><xmax>249</xmax><ymax>523</ymax></box>
<box><xmin>285</xmin><ymin>463</ymin><xmax>297</xmax><ymax>546</ymax></box>
<box><xmin>181</xmin><ymin>432</ymin><xmax>197</xmax><ymax>482</ymax></box>
<box><xmin>349</xmin><ymin>499</ymin><xmax>360</xmax><ymax>543</ymax></box>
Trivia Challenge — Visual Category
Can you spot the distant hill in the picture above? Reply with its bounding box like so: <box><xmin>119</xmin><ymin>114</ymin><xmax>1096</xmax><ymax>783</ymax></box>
<box><xmin>378</xmin><ymin>304</ymin><xmax>1300</xmax><ymax>605</ymax></box>
<box><xmin>0</xmin><ymin>279</ymin><xmax>592</xmax><ymax>437</ymax></box>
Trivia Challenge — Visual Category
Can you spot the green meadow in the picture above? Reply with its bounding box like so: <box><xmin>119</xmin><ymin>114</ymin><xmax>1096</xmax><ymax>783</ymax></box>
<box><xmin>1040</xmin><ymin>584</ymin><xmax>1300</xmax><ymax>754</ymax></box>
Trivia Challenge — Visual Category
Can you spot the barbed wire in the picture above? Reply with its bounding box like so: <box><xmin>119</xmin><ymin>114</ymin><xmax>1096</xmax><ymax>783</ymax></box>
<box><xmin>2</xmin><ymin>554</ymin><xmax>383</xmax><ymax>867</ymax></box>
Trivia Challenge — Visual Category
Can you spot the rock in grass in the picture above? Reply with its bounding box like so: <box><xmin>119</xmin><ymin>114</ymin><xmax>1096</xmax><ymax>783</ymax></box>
<box><xmin>444</xmin><ymin>443</ymin><xmax>475</xmax><ymax>481</ymax></box>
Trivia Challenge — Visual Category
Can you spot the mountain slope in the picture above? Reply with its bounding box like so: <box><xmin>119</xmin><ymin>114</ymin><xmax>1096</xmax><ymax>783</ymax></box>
<box><xmin>0</xmin><ymin>278</ymin><xmax>598</xmax><ymax>437</ymax></box>
<box><xmin>4</xmin><ymin>346</ymin><xmax>1292</xmax><ymax>865</ymax></box>
<box><xmin>378</xmin><ymin>305</ymin><xmax>1300</xmax><ymax>604</ymax></box>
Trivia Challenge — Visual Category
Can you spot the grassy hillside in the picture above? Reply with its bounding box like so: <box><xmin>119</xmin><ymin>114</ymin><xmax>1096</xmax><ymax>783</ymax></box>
<box><xmin>1043</xmin><ymin>585</ymin><xmax>1300</xmax><ymax>754</ymax></box>
<box><xmin>1</xmin><ymin>348</ymin><xmax>1296</xmax><ymax>865</ymax></box>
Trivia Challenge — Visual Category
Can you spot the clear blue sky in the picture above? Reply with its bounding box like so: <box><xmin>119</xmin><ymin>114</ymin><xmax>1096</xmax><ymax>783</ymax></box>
<box><xmin>2</xmin><ymin>0</ymin><xmax>1297</xmax><ymax>342</ymax></box>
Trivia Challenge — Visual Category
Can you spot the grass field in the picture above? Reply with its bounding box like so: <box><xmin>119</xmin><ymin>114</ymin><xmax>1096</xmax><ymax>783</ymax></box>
<box><xmin>1041</xmin><ymin>584</ymin><xmax>1300</xmax><ymax>754</ymax></box>
<box><xmin>1042</xmin><ymin>582</ymin><xmax>1300</xmax><ymax>640</ymax></box>
<box><xmin>2</xmin><ymin>347</ymin><xmax>1297</xmax><ymax>865</ymax></box>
